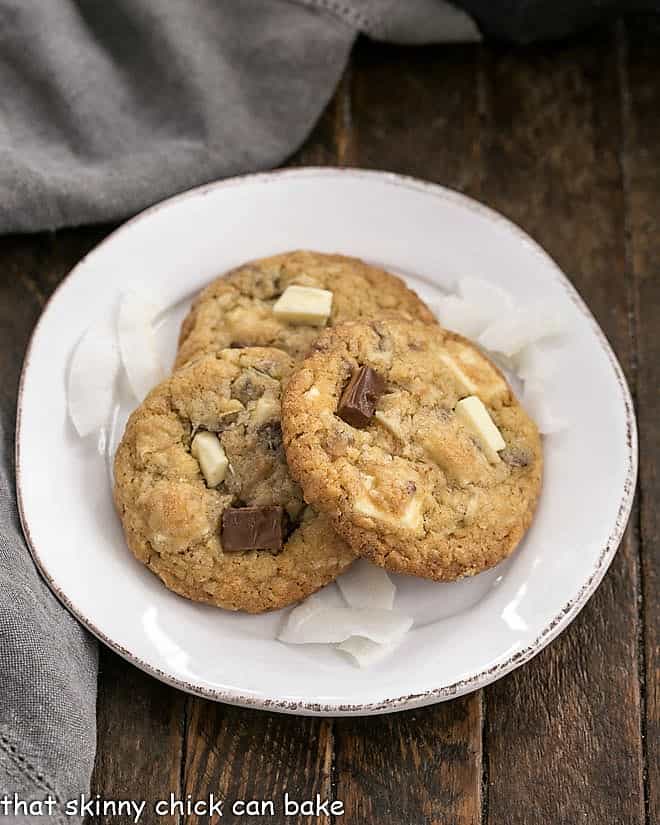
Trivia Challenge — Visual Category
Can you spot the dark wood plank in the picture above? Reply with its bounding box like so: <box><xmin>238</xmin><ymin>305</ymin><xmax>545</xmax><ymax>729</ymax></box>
<box><xmin>333</xmin><ymin>39</ymin><xmax>484</xmax><ymax>825</ymax></box>
<box><xmin>91</xmin><ymin>650</ymin><xmax>186</xmax><ymax>825</ymax></box>
<box><xmin>351</xmin><ymin>41</ymin><xmax>482</xmax><ymax>194</ymax></box>
<box><xmin>476</xmin><ymin>29</ymin><xmax>645</xmax><ymax>825</ymax></box>
<box><xmin>178</xmin><ymin>82</ymin><xmax>348</xmax><ymax>825</ymax></box>
<box><xmin>289</xmin><ymin>70</ymin><xmax>353</xmax><ymax>167</ymax></box>
<box><xmin>0</xmin><ymin>234</ymin><xmax>50</xmax><ymax>428</ymax></box>
<box><xmin>620</xmin><ymin>17</ymin><xmax>660</xmax><ymax>825</ymax></box>
<box><xmin>336</xmin><ymin>700</ymin><xmax>482</xmax><ymax>825</ymax></box>
<box><xmin>31</xmin><ymin>226</ymin><xmax>113</xmax><ymax>296</ymax></box>
<box><xmin>183</xmin><ymin>703</ymin><xmax>333</xmax><ymax>824</ymax></box>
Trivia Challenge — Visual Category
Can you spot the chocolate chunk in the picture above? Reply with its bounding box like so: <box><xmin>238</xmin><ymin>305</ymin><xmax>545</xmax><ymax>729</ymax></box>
<box><xmin>258</xmin><ymin>422</ymin><xmax>283</xmax><ymax>452</ymax></box>
<box><xmin>221</xmin><ymin>505</ymin><xmax>285</xmax><ymax>553</ymax></box>
<box><xmin>337</xmin><ymin>365</ymin><xmax>385</xmax><ymax>428</ymax></box>
<box><xmin>500</xmin><ymin>447</ymin><xmax>531</xmax><ymax>468</ymax></box>
<box><xmin>232</xmin><ymin>372</ymin><xmax>263</xmax><ymax>404</ymax></box>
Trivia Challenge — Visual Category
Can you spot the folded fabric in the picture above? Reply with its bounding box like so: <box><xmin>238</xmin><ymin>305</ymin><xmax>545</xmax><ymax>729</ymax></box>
<box><xmin>0</xmin><ymin>0</ymin><xmax>357</xmax><ymax>234</ymax></box>
<box><xmin>0</xmin><ymin>417</ymin><xmax>98</xmax><ymax>820</ymax></box>
<box><xmin>2</xmin><ymin>0</ymin><xmax>651</xmax><ymax>235</ymax></box>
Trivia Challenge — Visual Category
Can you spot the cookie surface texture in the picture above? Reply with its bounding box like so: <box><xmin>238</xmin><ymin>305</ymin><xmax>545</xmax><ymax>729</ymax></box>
<box><xmin>175</xmin><ymin>250</ymin><xmax>436</xmax><ymax>368</ymax></box>
<box><xmin>282</xmin><ymin>320</ymin><xmax>543</xmax><ymax>581</ymax></box>
<box><xmin>113</xmin><ymin>348</ymin><xmax>355</xmax><ymax>612</ymax></box>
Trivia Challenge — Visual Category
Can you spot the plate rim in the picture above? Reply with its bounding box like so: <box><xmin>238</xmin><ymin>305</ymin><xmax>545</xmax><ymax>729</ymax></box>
<box><xmin>15</xmin><ymin>166</ymin><xmax>638</xmax><ymax>716</ymax></box>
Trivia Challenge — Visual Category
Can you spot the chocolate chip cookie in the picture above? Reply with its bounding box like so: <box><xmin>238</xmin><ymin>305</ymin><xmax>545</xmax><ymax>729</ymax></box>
<box><xmin>175</xmin><ymin>250</ymin><xmax>436</xmax><ymax>368</ymax></box>
<box><xmin>113</xmin><ymin>348</ymin><xmax>355</xmax><ymax>612</ymax></box>
<box><xmin>281</xmin><ymin>320</ymin><xmax>543</xmax><ymax>581</ymax></box>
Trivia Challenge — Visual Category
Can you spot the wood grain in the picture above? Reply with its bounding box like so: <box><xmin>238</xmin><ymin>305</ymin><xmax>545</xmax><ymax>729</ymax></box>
<box><xmin>91</xmin><ymin>650</ymin><xmax>186</xmax><ymax>825</ymax></box>
<box><xmin>351</xmin><ymin>41</ymin><xmax>482</xmax><ymax>193</ymax></box>
<box><xmin>0</xmin><ymin>234</ymin><xmax>50</xmax><ymax>427</ymax></box>
<box><xmin>289</xmin><ymin>70</ymin><xmax>353</xmax><ymax>167</ymax></box>
<box><xmin>332</xmin><ymin>39</ymin><xmax>485</xmax><ymax>825</ymax></box>
<box><xmin>476</xmin><ymin>29</ymin><xmax>645</xmax><ymax>825</ymax></box>
<box><xmin>620</xmin><ymin>17</ymin><xmax>660</xmax><ymax>825</ymax></box>
<box><xmin>335</xmin><ymin>701</ymin><xmax>482</xmax><ymax>825</ymax></box>
<box><xmin>0</xmin><ymin>226</ymin><xmax>107</xmax><ymax>428</ymax></box>
<box><xmin>183</xmin><ymin>703</ymin><xmax>333</xmax><ymax>824</ymax></box>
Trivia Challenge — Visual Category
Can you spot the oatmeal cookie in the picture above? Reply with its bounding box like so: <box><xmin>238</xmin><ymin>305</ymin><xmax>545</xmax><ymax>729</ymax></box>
<box><xmin>281</xmin><ymin>320</ymin><xmax>542</xmax><ymax>581</ymax></box>
<box><xmin>175</xmin><ymin>250</ymin><xmax>435</xmax><ymax>368</ymax></box>
<box><xmin>113</xmin><ymin>348</ymin><xmax>355</xmax><ymax>612</ymax></box>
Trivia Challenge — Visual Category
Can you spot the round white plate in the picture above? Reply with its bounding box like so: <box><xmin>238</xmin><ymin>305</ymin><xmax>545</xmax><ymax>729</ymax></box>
<box><xmin>16</xmin><ymin>169</ymin><xmax>636</xmax><ymax>715</ymax></box>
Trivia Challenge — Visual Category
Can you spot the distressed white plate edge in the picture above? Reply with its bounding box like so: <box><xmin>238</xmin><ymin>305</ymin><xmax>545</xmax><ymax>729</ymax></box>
<box><xmin>15</xmin><ymin>167</ymin><xmax>638</xmax><ymax>716</ymax></box>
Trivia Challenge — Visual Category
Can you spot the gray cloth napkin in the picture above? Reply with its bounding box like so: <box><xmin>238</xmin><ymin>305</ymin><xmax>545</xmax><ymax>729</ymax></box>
<box><xmin>0</xmin><ymin>0</ymin><xmax>482</xmax><ymax>234</ymax></box>
<box><xmin>1</xmin><ymin>0</ymin><xmax>655</xmax><ymax>816</ymax></box>
<box><xmin>2</xmin><ymin>0</ymin><xmax>654</xmax><ymax>235</ymax></box>
<box><xmin>1</xmin><ymin>421</ymin><xmax>98</xmax><ymax>821</ymax></box>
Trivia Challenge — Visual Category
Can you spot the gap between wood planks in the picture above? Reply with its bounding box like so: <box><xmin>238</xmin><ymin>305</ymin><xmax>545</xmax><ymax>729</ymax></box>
<box><xmin>617</xmin><ymin>17</ymin><xmax>659</xmax><ymax>825</ymax></box>
<box><xmin>615</xmin><ymin>21</ymin><xmax>648</xmax><ymax>825</ymax></box>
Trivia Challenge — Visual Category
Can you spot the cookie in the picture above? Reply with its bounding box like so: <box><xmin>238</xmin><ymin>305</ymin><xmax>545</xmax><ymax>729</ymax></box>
<box><xmin>113</xmin><ymin>348</ymin><xmax>355</xmax><ymax>613</ymax></box>
<box><xmin>281</xmin><ymin>320</ymin><xmax>543</xmax><ymax>581</ymax></box>
<box><xmin>175</xmin><ymin>250</ymin><xmax>436</xmax><ymax>368</ymax></box>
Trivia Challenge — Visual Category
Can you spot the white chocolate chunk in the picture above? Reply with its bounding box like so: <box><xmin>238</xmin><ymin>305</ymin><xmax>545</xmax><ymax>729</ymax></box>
<box><xmin>455</xmin><ymin>396</ymin><xmax>505</xmax><ymax>463</ymax></box>
<box><xmin>304</xmin><ymin>385</ymin><xmax>320</xmax><ymax>400</ymax></box>
<box><xmin>438</xmin><ymin>351</ymin><xmax>478</xmax><ymax>395</ymax></box>
<box><xmin>374</xmin><ymin>410</ymin><xmax>403</xmax><ymax>439</ymax></box>
<box><xmin>191</xmin><ymin>431</ymin><xmax>228</xmax><ymax>486</ymax></box>
<box><xmin>443</xmin><ymin>344</ymin><xmax>509</xmax><ymax>403</ymax></box>
<box><xmin>420</xmin><ymin>423</ymin><xmax>490</xmax><ymax>485</ymax></box>
<box><xmin>353</xmin><ymin>493</ymin><xmax>386</xmax><ymax>520</ymax></box>
<box><xmin>355</xmin><ymin>493</ymin><xmax>423</xmax><ymax>531</ymax></box>
<box><xmin>272</xmin><ymin>285</ymin><xmax>333</xmax><ymax>326</ymax></box>
<box><xmin>400</xmin><ymin>495</ymin><xmax>424</xmax><ymax>529</ymax></box>
<box><xmin>218</xmin><ymin>399</ymin><xmax>245</xmax><ymax>417</ymax></box>
<box><xmin>353</xmin><ymin>475</ymin><xmax>423</xmax><ymax>531</ymax></box>
<box><xmin>253</xmin><ymin>395</ymin><xmax>280</xmax><ymax>425</ymax></box>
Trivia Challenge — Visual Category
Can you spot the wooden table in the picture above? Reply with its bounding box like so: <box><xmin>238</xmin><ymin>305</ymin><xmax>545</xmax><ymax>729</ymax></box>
<box><xmin>2</xmin><ymin>21</ymin><xmax>657</xmax><ymax>825</ymax></box>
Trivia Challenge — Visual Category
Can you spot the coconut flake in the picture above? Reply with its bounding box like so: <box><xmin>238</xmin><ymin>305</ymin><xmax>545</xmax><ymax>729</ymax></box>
<box><xmin>430</xmin><ymin>295</ymin><xmax>490</xmax><ymax>338</ymax></box>
<box><xmin>336</xmin><ymin>559</ymin><xmax>396</xmax><ymax>610</ymax></box>
<box><xmin>479</xmin><ymin>307</ymin><xmax>565</xmax><ymax>358</ymax></box>
<box><xmin>67</xmin><ymin>317</ymin><xmax>120</xmax><ymax>437</ymax></box>
<box><xmin>522</xmin><ymin>380</ymin><xmax>567</xmax><ymax>435</ymax></box>
<box><xmin>514</xmin><ymin>343</ymin><xmax>559</xmax><ymax>385</ymax></box>
<box><xmin>337</xmin><ymin>636</ymin><xmax>403</xmax><ymax>667</ymax></box>
<box><xmin>279</xmin><ymin>586</ymin><xmax>344</xmax><ymax>640</ymax></box>
<box><xmin>117</xmin><ymin>291</ymin><xmax>165</xmax><ymax>402</ymax></box>
<box><xmin>278</xmin><ymin>606</ymin><xmax>413</xmax><ymax>645</ymax></box>
<box><xmin>276</xmin><ymin>587</ymin><xmax>343</xmax><ymax>645</ymax></box>
<box><xmin>457</xmin><ymin>276</ymin><xmax>514</xmax><ymax>316</ymax></box>
<box><xmin>432</xmin><ymin>280</ymin><xmax>568</xmax><ymax>437</ymax></box>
